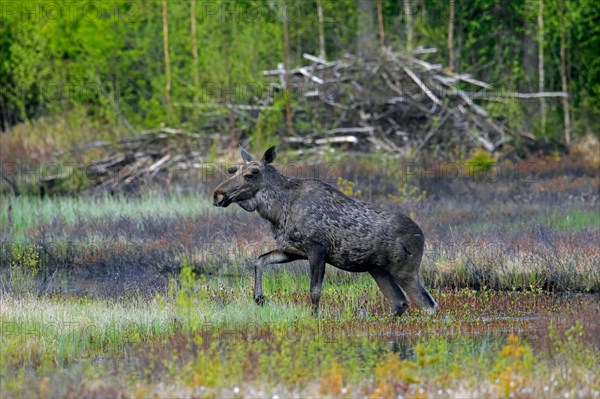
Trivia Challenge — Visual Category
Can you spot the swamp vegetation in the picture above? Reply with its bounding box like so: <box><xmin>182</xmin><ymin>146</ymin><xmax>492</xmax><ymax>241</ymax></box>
<box><xmin>1</xmin><ymin>155</ymin><xmax>598</xmax><ymax>398</ymax></box>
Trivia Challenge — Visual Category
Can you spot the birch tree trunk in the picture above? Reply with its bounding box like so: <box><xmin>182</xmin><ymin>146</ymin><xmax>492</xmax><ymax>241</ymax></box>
<box><xmin>448</xmin><ymin>0</ymin><xmax>455</xmax><ymax>71</ymax></box>
<box><xmin>538</xmin><ymin>0</ymin><xmax>546</xmax><ymax>135</ymax></box>
<box><xmin>190</xmin><ymin>0</ymin><xmax>199</xmax><ymax>103</ymax></box>
<box><xmin>558</xmin><ymin>0</ymin><xmax>571</xmax><ymax>146</ymax></box>
<box><xmin>162</xmin><ymin>0</ymin><xmax>171</xmax><ymax>107</ymax></box>
<box><xmin>566</xmin><ymin>16</ymin><xmax>575</xmax><ymax>134</ymax></box>
<box><xmin>317</xmin><ymin>0</ymin><xmax>326</xmax><ymax>59</ymax></box>
<box><xmin>283</xmin><ymin>6</ymin><xmax>293</xmax><ymax>140</ymax></box>
<box><xmin>404</xmin><ymin>0</ymin><xmax>413</xmax><ymax>53</ymax></box>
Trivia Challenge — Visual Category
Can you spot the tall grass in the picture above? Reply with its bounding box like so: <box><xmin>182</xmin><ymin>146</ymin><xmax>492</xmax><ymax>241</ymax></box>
<box><xmin>1</xmin><ymin>155</ymin><xmax>598</xmax><ymax>294</ymax></box>
<box><xmin>1</xmin><ymin>191</ymin><xmax>599</xmax><ymax>294</ymax></box>
<box><xmin>1</xmin><ymin>193</ymin><xmax>218</xmax><ymax>240</ymax></box>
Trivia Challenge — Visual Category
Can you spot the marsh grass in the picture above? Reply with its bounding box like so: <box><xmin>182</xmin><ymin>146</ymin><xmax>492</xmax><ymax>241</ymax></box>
<box><xmin>2</xmin><ymin>190</ymin><xmax>597</xmax><ymax>295</ymax></box>
<box><xmin>1</xmin><ymin>193</ymin><xmax>217</xmax><ymax>240</ymax></box>
<box><xmin>549</xmin><ymin>209</ymin><xmax>600</xmax><ymax>230</ymax></box>
<box><xmin>1</xmin><ymin>274</ymin><xmax>598</xmax><ymax>398</ymax></box>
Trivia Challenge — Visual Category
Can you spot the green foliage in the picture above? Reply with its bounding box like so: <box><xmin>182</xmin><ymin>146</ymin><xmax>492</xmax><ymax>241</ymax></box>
<box><xmin>0</xmin><ymin>0</ymin><xmax>286</xmax><ymax>131</ymax></box>
<box><xmin>490</xmin><ymin>334</ymin><xmax>535</xmax><ymax>397</ymax></box>
<box><xmin>159</xmin><ymin>259</ymin><xmax>210</xmax><ymax>332</ymax></box>
<box><xmin>466</xmin><ymin>148</ymin><xmax>497</xmax><ymax>174</ymax></box>
<box><xmin>251</xmin><ymin>98</ymin><xmax>284</xmax><ymax>151</ymax></box>
<box><xmin>548</xmin><ymin>320</ymin><xmax>596</xmax><ymax>368</ymax></box>
<box><xmin>336</xmin><ymin>177</ymin><xmax>361</xmax><ymax>198</ymax></box>
<box><xmin>0</xmin><ymin>0</ymin><xmax>597</xmax><ymax>145</ymax></box>
<box><xmin>8</xmin><ymin>244</ymin><xmax>40</xmax><ymax>293</ymax></box>
<box><xmin>487</xmin><ymin>98</ymin><xmax>526</xmax><ymax>135</ymax></box>
<box><xmin>387</xmin><ymin>163</ymin><xmax>427</xmax><ymax>204</ymax></box>
<box><xmin>550</xmin><ymin>210</ymin><xmax>600</xmax><ymax>230</ymax></box>
<box><xmin>388</xmin><ymin>179</ymin><xmax>427</xmax><ymax>204</ymax></box>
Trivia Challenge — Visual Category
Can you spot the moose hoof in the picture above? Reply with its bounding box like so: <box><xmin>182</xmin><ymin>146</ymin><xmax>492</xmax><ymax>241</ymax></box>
<box><xmin>255</xmin><ymin>295</ymin><xmax>267</xmax><ymax>305</ymax></box>
<box><xmin>393</xmin><ymin>303</ymin><xmax>409</xmax><ymax>318</ymax></box>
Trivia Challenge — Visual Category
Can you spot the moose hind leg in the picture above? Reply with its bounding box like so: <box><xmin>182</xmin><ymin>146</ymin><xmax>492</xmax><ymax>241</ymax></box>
<box><xmin>369</xmin><ymin>269</ymin><xmax>410</xmax><ymax>317</ymax></box>
<box><xmin>307</xmin><ymin>246</ymin><xmax>327</xmax><ymax>317</ymax></box>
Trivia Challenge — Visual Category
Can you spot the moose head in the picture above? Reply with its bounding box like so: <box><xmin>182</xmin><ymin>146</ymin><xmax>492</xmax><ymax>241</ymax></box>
<box><xmin>212</xmin><ymin>146</ymin><xmax>277</xmax><ymax>212</ymax></box>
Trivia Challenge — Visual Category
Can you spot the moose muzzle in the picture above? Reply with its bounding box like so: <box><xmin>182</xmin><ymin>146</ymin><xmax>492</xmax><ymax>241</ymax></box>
<box><xmin>212</xmin><ymin>190</ymin><xmax>230</xmax><ymax>207</ymax></box>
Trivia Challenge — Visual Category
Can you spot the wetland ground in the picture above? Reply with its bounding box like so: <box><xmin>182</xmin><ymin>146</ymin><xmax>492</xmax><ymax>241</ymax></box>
<box><xmin>1</xmin><ymin>155</ymin><xmax>598</xmax><ymax>398</ymax></box>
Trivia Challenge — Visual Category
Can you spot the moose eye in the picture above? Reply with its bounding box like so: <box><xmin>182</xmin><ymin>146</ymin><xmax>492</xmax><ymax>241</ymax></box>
<box><xmin>227</xmin><ymin>165</ymin><xmax>238</xmax><ymax>174</ymax></box>
<box><xmin>243</xmin><ymin>167</ymin><xmax>260</xmax><ymax>179</ymax></box>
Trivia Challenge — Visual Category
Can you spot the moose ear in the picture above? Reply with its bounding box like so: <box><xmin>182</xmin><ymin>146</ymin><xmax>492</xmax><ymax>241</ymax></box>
<box><xmin>239</xmin><ymin>145</ymin><xmax>254</xmax><ymax>163</ymax></box>
<box><xmin>262</xmin><ymin>146</ymin><xmax>277</xmax><ymax>164</ymax></box>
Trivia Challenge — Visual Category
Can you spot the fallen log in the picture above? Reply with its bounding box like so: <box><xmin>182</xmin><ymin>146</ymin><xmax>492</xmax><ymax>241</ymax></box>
<box><xmin>470</xmin><ymin>91</ymin><xmax>568</xmax><ymax>100</ymax></box>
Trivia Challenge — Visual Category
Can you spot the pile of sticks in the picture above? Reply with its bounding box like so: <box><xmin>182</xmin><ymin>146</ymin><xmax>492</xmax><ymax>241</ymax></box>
<box><xmin>264</xmin><ymin>48</ymin><xmax>563</xmax><ymax>154</ymax></box>
<box><xmin>265</xmin><ymin>48</ymin><xmax>506</xmax><ymax>153</ymax></box>
<box><xmin>43</xmin><ymin>128</ymin><xmax>218</xmax><ymax>196</ymax></box>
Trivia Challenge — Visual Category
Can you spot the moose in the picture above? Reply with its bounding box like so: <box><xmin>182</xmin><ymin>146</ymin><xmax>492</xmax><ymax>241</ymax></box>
<box><xmin>212</xmin><ymin>146</ymin><xmax>438</xmax><ymax>317</ymax></box>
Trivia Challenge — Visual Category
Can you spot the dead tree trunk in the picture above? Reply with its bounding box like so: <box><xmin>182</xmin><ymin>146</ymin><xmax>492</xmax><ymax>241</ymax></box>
<box><xmin>229</xmin><ymin>108</ymin><xmax>238</xmax><ymax>149</ymax></box>
<box><xmin>357</xmin><ymin>0</ymin><xmax>376</xmax><ymax>56</ymax></box>
<box><xmin>376</xmin><ymin>0</ymin><xmax>385</xmax><ymax>48</ymax></box>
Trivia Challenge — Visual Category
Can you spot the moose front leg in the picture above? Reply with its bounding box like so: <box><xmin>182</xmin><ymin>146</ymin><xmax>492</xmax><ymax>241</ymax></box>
<box><xmin>254</xmin><ymin>250</ymin><xmax>302</xmax><ymax>305</ymax></box>
<box><xmin>307</xmin><ymin>246</ymin><xmax>327</xmax><ymax>317</ymax></box>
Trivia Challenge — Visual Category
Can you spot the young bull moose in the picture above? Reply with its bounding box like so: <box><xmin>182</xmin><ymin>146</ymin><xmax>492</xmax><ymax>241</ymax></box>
<box><xmin>212</xmin><ymin>146</ymin><xmax>439</xmax><ymax>317</ymax></box>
